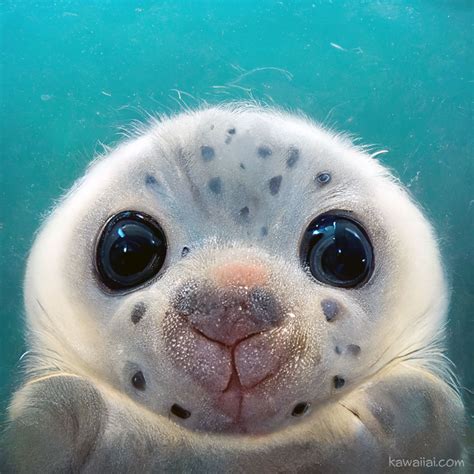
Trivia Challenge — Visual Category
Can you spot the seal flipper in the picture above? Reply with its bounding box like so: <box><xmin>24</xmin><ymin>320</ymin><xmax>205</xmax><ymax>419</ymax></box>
<box><xmin>3</xmin><ymin>374</ymin><xmax>107</xmax><ymax>472</ymax></box>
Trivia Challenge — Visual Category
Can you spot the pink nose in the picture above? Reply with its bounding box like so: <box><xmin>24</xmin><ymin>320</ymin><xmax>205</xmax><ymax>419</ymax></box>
<box><xmin>212</xmin><ymin>262</ymin><xmax>268</xmax><ymax>288</ymax></box>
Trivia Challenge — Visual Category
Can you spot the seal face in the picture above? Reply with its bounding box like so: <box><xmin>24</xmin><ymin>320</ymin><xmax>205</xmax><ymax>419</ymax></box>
<box><xmin>15</xmin><ymin>104</ymin><xmax>463</xmax><ymax>448</ymax></box>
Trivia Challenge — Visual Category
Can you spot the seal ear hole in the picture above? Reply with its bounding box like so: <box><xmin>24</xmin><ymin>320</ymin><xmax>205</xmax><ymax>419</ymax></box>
<box><xmin>131</xmin><ymin>371</ymin><xmax>146</xmax><ymax>391</ymax></box>
<box><xmin>333</xmin><ymin>375</ymin><xmax>345</xmax><ymax>389</ymax></box>
<box><xmin>181</xmin><ymin>246</ymin><xmax>190</xmax><ymax>258</ymax></box>
<box><xmin>292</xmin><ymin>402</ymin><xmax>310</xmax><ymax>417</ymax></box>
<box><xmin>171</xmin><ymin>403</ymin><xmax>191</xmax><ymax>419</ymax></box>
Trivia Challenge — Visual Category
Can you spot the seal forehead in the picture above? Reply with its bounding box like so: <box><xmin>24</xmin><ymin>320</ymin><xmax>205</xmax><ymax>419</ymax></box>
<box><xmin>78</xmin><ymin>105</ymin><xmax>388</xmax><ymax>261</ymax></box>
<box><xmin>127</xmin><ymin>107</ymin><xmax>381</xmax><ymax>244</ymax></box>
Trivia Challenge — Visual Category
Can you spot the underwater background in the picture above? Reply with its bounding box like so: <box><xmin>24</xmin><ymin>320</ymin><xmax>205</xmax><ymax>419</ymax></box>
<box><xmin>1</xmin><ymin>0</ymin><xmax>472</xmax><ymax>431</ymax></box>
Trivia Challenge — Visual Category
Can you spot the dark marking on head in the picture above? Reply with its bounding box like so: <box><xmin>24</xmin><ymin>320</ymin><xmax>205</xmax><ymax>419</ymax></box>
<box><xmin>225</xmin><ymin>128</ymin><xmax>236</xmax><ymax>145</ymax></box>
<box><xmin>286</xmin><ymin>147</ymin><xmax>300</xmax><ymax>168</ymax></box>
<box><xmin>335</xmin><ymin>346</ymin><xmax>342</xmax><ymax>355</ymax></box>
<box><xmin>210</xmin><ymin>124</ymin><xmax>215</xmax><ymax>130</ymax></box>
<box><xmin>131</xmin><ymin>371</ymin><xmax>146</xmax><ymax>390</ymax></box>
<box><xmin>201</xmin><ymin>145</ymin><xmax>215</xmax><ymax>161</ymax></box>
<box><xmin>315</xmin><ymin>171</ymin><xmax>332</xmax><ymax>185</ymax></box>
<box><xmin>257</xmin><ymin>146</ymin><xmax>272</xmax><ymax>158</ymax></box>
<box><xmin>208</xmin><ymin>177</ymin><xmax>222</xmax><ymax>194</ymax></box>
<box><xmin>181</xmin><ymin>247</ymin><xmax>190</xmax><ymax>258</ymax></box>
<box><xmin>240</xmin><ymin>163</ymin><xmax>246</xmax><ymax>170</ymax></box>
<box><xmin>171</xmin><ymin>403</ymin><xmax>191</xmax><ymax>419</ymax></box>
<box><xmin>333</xmin><ymin>376</ymin><xmax>345</xmax><ymax>389</ymax></box>
<box><xmin>321</xmin><ymin>299</ymin><xmax>339</xmax><ymax>322</ymax></box>
<box><xmin>261</xmin><ymin>226</ymin><xmax>268</xmax><ymax>237</ymax></box>
<box><xmin>145</xmin><ymin>174</ymin><xmax>158</xmax><ymax>186</ymax></box>
<box><xmin>347</xmin><ymin>344</ymin><xmax>361</xmax><ymax>356</ymax></box>
<box><xmin>239</xmin><ymin>206</ymin><xmax>250</xmax><ymax>221</ymax></box>
<box><xmin>269</xmin><ymin>175</ymin><xmax>282</xmax><ymax>195</ymax></box>
<box><xmin>131</xmin><ymin>302</ymin><xmax>147</xmax><ymax>325</ymax></box>
<box><xmin>292</xmin><ymin>402</ymin><xmax>310</xmax><ymax>417</ymax></box>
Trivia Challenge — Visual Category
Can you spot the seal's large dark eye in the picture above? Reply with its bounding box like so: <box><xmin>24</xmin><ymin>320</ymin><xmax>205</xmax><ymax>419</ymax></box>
<box><xmin>96</xmin><ymin>211</ymin><xmax>167</xmax><ymax>290</ymax></box>
<box><xmin>300</xmin><ymin>213</ymin><xmax>373</xmax><ymax>288</ymax></box>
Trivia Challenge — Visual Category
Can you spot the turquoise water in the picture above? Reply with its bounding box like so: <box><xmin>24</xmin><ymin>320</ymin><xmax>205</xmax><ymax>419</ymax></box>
<box><xmin>1</xmin><ymin>0</ymin><xmax>472</xmax><ymax>426</ymax></box>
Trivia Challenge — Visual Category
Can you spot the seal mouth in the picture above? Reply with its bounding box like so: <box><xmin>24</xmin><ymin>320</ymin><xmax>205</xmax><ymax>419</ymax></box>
<box><xmin>163</xmin><ymin>319</ymin><xmax>310</xmax><ymax>433</ymax></box>
<box><xmin>191</xmin><ymin>323</ymin><xmax>284</xmax><ymax>427</ymax></box>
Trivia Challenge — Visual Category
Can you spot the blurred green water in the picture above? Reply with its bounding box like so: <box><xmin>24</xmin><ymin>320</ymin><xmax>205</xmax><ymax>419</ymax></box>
<box><xmin>0</xmin><ymin>0</ymin><xmax>472</xmax><ymax>426</ymax></box>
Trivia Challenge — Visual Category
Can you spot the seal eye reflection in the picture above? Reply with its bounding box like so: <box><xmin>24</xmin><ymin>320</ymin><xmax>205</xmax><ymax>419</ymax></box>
<box><xmin>96</xmin><ymin>211</ymin><xmax>167</xmax><ymax>290</ymax></box>
<box><xmin>300</xmin><ymin>213</ymin><xmax>373</xmax><ymax>288</ymax></box>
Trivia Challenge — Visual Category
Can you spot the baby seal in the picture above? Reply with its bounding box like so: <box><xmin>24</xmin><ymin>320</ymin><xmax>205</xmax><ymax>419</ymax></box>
<box><xmin>3</xmin><ymin>104</ymin><xmax>466</xmax><ymax>472</ymax></box>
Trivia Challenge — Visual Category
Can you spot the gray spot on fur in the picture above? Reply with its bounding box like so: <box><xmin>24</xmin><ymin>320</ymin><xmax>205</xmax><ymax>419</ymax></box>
<box><xmin>208</xmin><ymin>177</ymin><xmax>222</xmax><ymax>194</ymax></box>
<box><xmin>239</xmin><ymin>206</ymin><xmax>250</xmax><ymax>221</ymax></box>
<box><xmin>315</xmin><ymin>172</ymin><xmax>332</xmax><ymax>185</ymax></box>
<box><xmin>261</xmin><ymin>226</ymin><xmax>268</xmax><ymax>237</ymax></box>
<box><xmin>201</xmin><ymin>146</ymin><xmax>215</xmax><ymax>161</ymax></box>
<box><xmin>171</xmin><ymin>403</ymin><xmax>191</xmax><ymax>419</ymax></box>
<box><xmin>286</xmin><ymin>147</ymin><xmax>300</xmax><ymax>168</ymax></box>
<box><xmin>321</xmin><ymin>299</ymin><xmax>339</xmax><ymax>322</ymax></box>
<box><xmin>269</xmin><ymin>175</ymin><xmax>282</xmax><ymax>195</ymax></box>
<box><xmin>145</xmin><ymin>174</ymin><xmax>158</xmax><ymax>186</ymax></box>
<box><xmin>145</xmin><ymin>173</ymin><xmax>170</xmax><ymax>200</ymax></box>
<box><xmin>257</xmin><ymin>146</ymin><xmax>272</xmax><ymax>158</ymax></box>
<box><xmin>225</xmin><ymin>128</ymin><xmax>236</xmax><ymax>145</ymax></box>
<box><xmin>240</xmin><ymin>163</ymin><xmax>246</xmax><ymax>170</ymax></box>
<box><xmin>347</xmin><ymin>344</ymin><xmax>361</xmax><ymax>356</ymax></box>
<box><xmin>131</xmin><ymin>302</ymin><xmax>147</xmax><ymax>324</ymax></box>
<box><xmin>333</xmin><ymin>376</ymin><xmax>345</xmax><ymax>389</ymax></box>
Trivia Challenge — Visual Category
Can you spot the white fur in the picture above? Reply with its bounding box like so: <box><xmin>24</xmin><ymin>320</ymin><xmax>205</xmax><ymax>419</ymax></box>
<box><xmin>4</xmin><ymin>104</ymin><xmax>466</xmax><ymax>472</ymax></box>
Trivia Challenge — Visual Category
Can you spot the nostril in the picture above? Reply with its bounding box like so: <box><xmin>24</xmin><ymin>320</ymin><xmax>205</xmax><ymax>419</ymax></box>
<box><xmin>171</xmin><ymin>403</ymin><xmax>191</xmax><ymax>419</ymax></box>
<box><xmin>292</xmin><ymin>402</ymin><xmax>310</xmax><ymax>417</ymax></box>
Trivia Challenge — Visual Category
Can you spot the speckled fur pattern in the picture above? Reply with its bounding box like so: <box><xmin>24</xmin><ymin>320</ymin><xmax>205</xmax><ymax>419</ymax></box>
<box><xmin>2</xmin><ymin>104</ymin><xmax>466</xmax><ymax>472</ymax></box>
